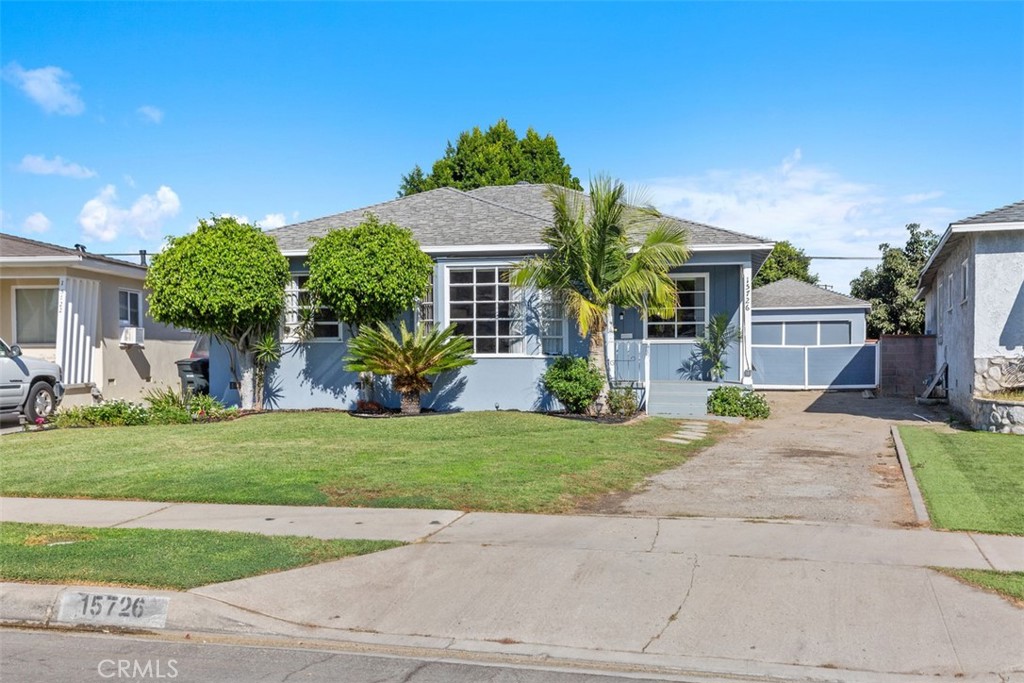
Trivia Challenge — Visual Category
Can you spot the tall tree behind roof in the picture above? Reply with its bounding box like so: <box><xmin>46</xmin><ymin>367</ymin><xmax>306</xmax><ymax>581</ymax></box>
<box><xmin>398</xmin><ymin>119</ymin><xmax>582</xmax><ymax>196</ymax></box>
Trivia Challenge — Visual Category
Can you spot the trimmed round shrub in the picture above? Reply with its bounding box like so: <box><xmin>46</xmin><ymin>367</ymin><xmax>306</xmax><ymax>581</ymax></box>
<box><xmin>707</xmin><ymin>385</ymin><xmax>771</xmax><ymax>419</ymax></box>
<box><xmin>607</xmin><ymin>385</ymin><xmax>639</xmax><ymax>417</ymax></box>
<box><xmin>543</xmin><ymin>357</ymin><xmax>604</xmax><ymax>414</ymax></box>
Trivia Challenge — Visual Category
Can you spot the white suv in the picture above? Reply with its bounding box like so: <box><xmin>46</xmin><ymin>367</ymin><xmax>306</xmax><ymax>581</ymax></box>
<box><xmin>0</xmin><ymin>338</ymin><xmax>64</xmax><ymax>421</ymax></box>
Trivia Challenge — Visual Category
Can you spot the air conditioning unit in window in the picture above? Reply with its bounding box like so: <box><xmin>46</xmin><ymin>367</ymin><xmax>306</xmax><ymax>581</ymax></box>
<box><xmin>119</xmin><ymin>326</ymin><xmax>145</xmax><ymax>348</ymax></box>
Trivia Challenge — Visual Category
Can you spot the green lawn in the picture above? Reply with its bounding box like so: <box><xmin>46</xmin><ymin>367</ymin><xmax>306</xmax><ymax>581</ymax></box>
<box><xmin>899</xmin><ymin>426</ymin><xmax>1024</xmax><ymax>535</ymax></box>
<box><xmin>936</xmin><ymin>568</ymin><xmax>1024</xmax><ymax>606</ymax></box>
<box><xmin>1</xmin><ymin>412</ymin><xmax>699</xmax><ymax>513</ymax></box>
<box><xmin>0</xmin><ymin>522</ymin><xmax>402</xmax><ymax>589</ymax></box>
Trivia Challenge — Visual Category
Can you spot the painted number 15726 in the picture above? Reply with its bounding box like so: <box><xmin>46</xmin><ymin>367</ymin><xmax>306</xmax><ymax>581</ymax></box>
<box><xmin>79</xmin><ymin>593</ymin><xmax>147</xmax><ymax>619</ymax></box>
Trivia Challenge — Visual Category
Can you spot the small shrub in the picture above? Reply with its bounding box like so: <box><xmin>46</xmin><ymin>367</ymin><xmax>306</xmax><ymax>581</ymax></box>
<box><xmin>54</xmin><ymin>400</ymin><xmax>150</xmax><ymax>428</ymax></box>
<box><xmin>607</xmin><ymin>385</ymin><xmax>639</xmax><ymax>417</ymax></box>
<box><xmin>149</xmin><ymin>405</ymin><xmax>192</xmax><ymax>425</ymax></box>
<box><xmin>543</xmin><ymin>357</ymin><xmax>604</xmax><ymax>414</ymax></box>
<box><xmin>145</xmin><ymin>386</ymin><xmax>189</xmax><ymax>411</ymax></box>
<box><xmin>707</xmin><ymin>385</ymin><xmax>771</xmax><ymax>419</ymax></box>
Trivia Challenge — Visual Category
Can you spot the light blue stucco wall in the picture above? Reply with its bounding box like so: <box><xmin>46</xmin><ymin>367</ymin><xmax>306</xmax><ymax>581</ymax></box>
<box><xmin>212</xmin><ymin>251</ymin><xmax>757</xmax><ymax>411</ymax></box>
<box><xmin>614</xmin><ymin>264</ymin><xmax>744</xmax><ymax>382</ymax></box>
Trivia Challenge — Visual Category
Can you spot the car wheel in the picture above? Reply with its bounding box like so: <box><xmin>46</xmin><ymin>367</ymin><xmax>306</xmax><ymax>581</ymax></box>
<box><xmin>25</xmin><ymin>381</ymin><xmax>56</xmax><ymax>422</ymax></box>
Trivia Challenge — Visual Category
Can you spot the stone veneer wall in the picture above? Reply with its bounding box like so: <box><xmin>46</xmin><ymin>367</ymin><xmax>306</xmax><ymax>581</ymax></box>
<box><xmin>974</xmin><ymin>355</ymin><xmax>1024</xmax><ymax>394</ymax></box>
<box><xmin>971</xmin><ymin>397</ymin><xmax>1024</xmax><ymax>435</ymax></box>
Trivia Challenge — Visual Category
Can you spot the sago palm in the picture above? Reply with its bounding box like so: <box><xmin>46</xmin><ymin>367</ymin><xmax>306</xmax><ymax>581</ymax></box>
<box><xmin>345</xmin><ymin>322</ymin><xmax>475</xmax><ymax>415</ymax></box>
<box><xmin>512</xmin><ymin>175</ymin><xmax>691</xmax><ymax>402</ymax></box>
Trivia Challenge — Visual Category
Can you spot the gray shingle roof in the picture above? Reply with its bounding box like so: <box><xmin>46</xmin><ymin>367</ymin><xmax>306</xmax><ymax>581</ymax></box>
<box><xmin>955</xmin><ymin>200</ymin><xmax>1024</xmax><ymax>225</ymax></box>
<box><xmin>269</xmin><ymin>183</ymin><xmax>773</xmax><ymax>252</ymax></box>
<box><xmin>752</xmin><ymin>278</ymin><xmax>869</xmax><ymax>310</ymax></box>
<box><xmin>467</xmin><ymin>184</ymin><xmax>771</xmax><ymax>246</ymax></box>
<box><xmin>0</xmin><ymin>232</ymin><xmax>147</xmax><ymax>271</ymax></box>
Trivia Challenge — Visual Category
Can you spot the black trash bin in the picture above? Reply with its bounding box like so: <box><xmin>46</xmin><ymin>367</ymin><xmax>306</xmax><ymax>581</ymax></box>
<box><xmin>175</xmin><ymin>357</ymin><xmax>210</xmax><ymax>395</ymax></box>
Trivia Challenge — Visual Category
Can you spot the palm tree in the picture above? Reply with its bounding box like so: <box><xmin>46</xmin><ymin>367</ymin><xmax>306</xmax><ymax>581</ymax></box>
<box><xmin>345</xmin><ymin>321</ymin><xmax>475</xmax><ymax>415</ymax></box>
<box><xmin>513</xmin><ymin>176</ymin><xmax>691</xmax><ymax>405</ymax></box>
<box><xmin>697</xmin><ymin>313</ymin><xmax>742</xmax><ymax>382</ymax></box>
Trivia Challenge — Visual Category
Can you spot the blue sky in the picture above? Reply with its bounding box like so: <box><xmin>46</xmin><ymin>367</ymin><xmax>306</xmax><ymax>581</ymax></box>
<box><xmin>2</xmin><ymin>1</ymin><xmax>1022</xmax><ymax>292</ymax></box>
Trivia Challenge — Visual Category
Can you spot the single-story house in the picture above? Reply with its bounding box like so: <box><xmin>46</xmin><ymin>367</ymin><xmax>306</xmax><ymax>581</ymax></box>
<box><xmin>750</xmin><ymin>278</ymin><xmax>877</xmax><ymax>390</ymax></box>
<box><xmin>917</xmin><ymin>200</ymin><xmax>1024</xmax><ymax>430</ymax></box>
<box><xmin>0</xmin><ymin>232</ymin><xmax>196</xmax><ymax>406</ymax></box>
<box><xmin>209</xmin><ymin>183</ymin><xmax>775</xmax><ymax>416</ymax></box>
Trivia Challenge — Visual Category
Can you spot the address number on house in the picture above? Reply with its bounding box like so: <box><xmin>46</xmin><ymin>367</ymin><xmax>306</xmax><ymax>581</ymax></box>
<box><xmin>57</xmin><ymin>592</ymin><xmax>170</xmax><ymax>628</ymax></box>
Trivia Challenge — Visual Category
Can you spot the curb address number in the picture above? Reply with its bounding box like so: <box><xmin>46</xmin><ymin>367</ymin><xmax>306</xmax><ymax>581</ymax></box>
<box><xmin>57</xmin><ymin>591</ymin><xmax>170</xmax><ymax>628</ymax></box>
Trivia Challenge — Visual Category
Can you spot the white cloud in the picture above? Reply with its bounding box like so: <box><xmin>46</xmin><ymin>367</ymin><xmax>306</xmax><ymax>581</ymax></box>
<box><xmin>22</xmin><ymin>212</ymin><xmax>52</xmax><ymax>234</ymax></box>
<box><xmin>123</xmin><ymin>174</ymin><xmax>136</xmax><ymax>188</ymax></box>
<box><xmin>137</xmin><ymin>105</ymin><xmax>164</xmax><ymax>124</ymax></box>
<box><xmin>901</xmin><ymin>191</ymin><xmax>944</xmax><ymax>204</ymax></box>
<box><xmin>259</xmin><ymin>213</ymin><xmax>287</xmax><ymax>229</ymax></box>
<box><xmin>17</xmin><ymin>154</ymin><xmax>96</xmax><ymax>179</ymax></box>
<box><xmin>2</xmin><ymin>62</ymin><xmax>84</xmax><ymax>115</ymax></box>
<box><xmin>640</xmin><ymin>150</ymin><xmax>960</xmax><ymax>293</ymax></box>
<box><xmin>78</xmin><ymin>184</ymin><xmax>181</xmax><ymax>242</ymax></box>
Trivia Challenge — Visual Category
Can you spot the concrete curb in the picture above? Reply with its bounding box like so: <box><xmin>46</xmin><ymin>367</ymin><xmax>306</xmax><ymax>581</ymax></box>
<box><xmin>1</xmin><ymin>581</ymin><xmax>1010</xmax><ymax>683</ymax></box>
<box><xmin>891</xmin><ymin>425</ymin><xmax>930</xmax><ymax>525</ymax></box>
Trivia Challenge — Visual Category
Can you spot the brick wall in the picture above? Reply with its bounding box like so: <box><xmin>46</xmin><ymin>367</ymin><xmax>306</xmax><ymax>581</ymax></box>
<box><xmin>878</xmin><ymin>335</ymin><xmax>937</xmax><ymax>398</ymax></box>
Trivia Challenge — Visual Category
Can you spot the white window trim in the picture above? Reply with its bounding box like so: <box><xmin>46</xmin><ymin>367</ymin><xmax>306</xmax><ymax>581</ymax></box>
<box><xmin>11</xmin><ymin>285</ymin><xmax>59</xmax><ymax>347</ymax></box>
<box><xmin>118</xmin><ymin>288</ymin><xmax>143</xmax><ymax>328</ymax></box>
<box><xmin>281</xmin><ymin>273</ymin><xmax>348</xmax><ymax>343</ymax></box>
<box><xmin>960</xmin><ymin>260</ymin><xmax>969</xmax><ymax>305</ymax></box>
<box><xmin>443</xmin><ymin>263</ymin><xmax>529</xmax><ymax>357</ymax></box>
<box><xmin>645</xmin><ymin>272</ymin><xmax>710</xmax><ymax>343</ymax></box>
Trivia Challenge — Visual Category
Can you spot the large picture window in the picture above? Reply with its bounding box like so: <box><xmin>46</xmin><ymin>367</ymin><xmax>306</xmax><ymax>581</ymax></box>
<box><xmin>283</xmin><ymin>275</ymin><xmax>345</xmax><ymax>341</ymax></box>
<box><xmin>448</xmin><ymin>267</ymin><xmax>523</xmax><ymax>354</ymax></box>
<box><xmin>14</xmin><ymin>288</ymin><xmax>58</xmax><ymax>345</ymax></box>
<box><xmin>647</xmin><ymin>275</ymin><xmax>708</xmax><ymax>340</ymax></box>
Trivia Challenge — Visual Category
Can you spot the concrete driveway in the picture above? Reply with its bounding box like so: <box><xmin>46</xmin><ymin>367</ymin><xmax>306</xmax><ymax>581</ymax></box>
<box><xmin>610</xmin><ymin>391</ymin><xmax>948</xmax><ymax>527</ymax></box>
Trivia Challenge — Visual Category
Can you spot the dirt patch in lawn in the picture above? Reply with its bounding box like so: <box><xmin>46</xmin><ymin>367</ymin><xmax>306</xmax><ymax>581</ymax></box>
<box><xmin>600</xmin><ymin>391</ymin><xmax>950</xmax><ymax>527</ymax></box>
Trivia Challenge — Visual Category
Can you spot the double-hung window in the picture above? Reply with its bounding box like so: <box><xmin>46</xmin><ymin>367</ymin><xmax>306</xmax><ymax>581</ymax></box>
<box><xmin>647</xmin><ymin>275</ymin><xmax>708</xmax><ymax>340</ymax></box>
<box><xmin>960</xmin><ymin>260</ymin><xmax>969</xmax><ymax>304</ymax></box>
<box><xmin>448</xmin><ymin>267</ymin><xmax>523</xmax><ymax>354</ymax></box>
<box><xmin>283</xmin><ymin>275</ymin><xmax>345</xmax><ymax>341</ymax></box>
<box><xmin>118</xmin><ymin>290</ymin><xmax>142</xmax><ymax>327</ymax></box>
<box><xmin>946</xmin><ymin>273</ymin><xmax>954</xmax><ymax>312</ymax></box>
<box><xmin>417</xmin><ymin>272</ymin><xmax>435</xmax><ymax>331</ymax></box>
<box><xmin>539</xmin><ymin>290</ymin><xmax>566</xmax><ymax>355</ymax></box>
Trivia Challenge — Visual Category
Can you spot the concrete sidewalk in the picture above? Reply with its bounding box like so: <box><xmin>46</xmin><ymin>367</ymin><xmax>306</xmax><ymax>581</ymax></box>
<box><xmin>0</xmin><ymin>496</ymin><xmax>464</xmax><ymax>542</ymax></box>
<box><xmin>2</xmin><ymin>498</ymin><xmax>1023</xmax><ymax>682</ymax></box>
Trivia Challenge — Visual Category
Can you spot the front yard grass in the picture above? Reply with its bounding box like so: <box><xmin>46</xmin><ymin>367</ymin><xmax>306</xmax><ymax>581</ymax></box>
<box><xmin>0</xmin><ymin>522</ymin><xmax>402</xmax><ymax>589</ymax></box>
<box><xmin>899</xmin><ymin>426</ymin><xmax>1023</xmax><ymax>535</ymax></box>
<box><xmin>1</xmin><ymin>411</ymin><xmax>701</xmax><ymax>513</ymax></box>
<box><xmin>936</xmin><ymin>568</ymin><xmax>1024</xmax><ymax>606</ymax></box>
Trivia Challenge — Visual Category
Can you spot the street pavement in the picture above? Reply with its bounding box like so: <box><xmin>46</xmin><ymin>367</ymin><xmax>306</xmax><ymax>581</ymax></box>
<box><xmin>2</xmin><ymin>497</ymin><xmax>1023</xmax><ymax>682</ymax></box>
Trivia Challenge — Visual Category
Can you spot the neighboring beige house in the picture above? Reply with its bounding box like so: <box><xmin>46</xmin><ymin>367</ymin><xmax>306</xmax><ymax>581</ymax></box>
<box><xmin>0</xmin><ymin>233</ymin><xmax>195</xmax><ymax>406</ymax></box>
<box><xmin>917</xmin><ymin>200</ymin><xmax>1024</xmax><ymax>432</ymax></box>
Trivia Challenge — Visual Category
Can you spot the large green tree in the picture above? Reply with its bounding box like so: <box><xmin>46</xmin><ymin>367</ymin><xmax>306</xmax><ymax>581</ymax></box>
<box><xmin>513</xmin><ymin>177</ymin><xmax>691</xmax><ymax>407</ymax></box>
<box><xmin>850</xmin><ymin>223</ymin><xmax>939</xmax><ymax>338</ymax></box>
<box><xmin>398</xmin><ymin>119</ymin><xmax>582</xmax><ymax>196</ymax></box>
<box><xmin>754</xmin><ymin>240</ymin><xmax>819</xmax><ymax>288</ymax></box>
<box><xmin>305</xmin><ymin>214</ymin><xmax>434</xmax><ymax>330</ymax></box>
<box><xmin>146</xmin><ymin>216</ymin><xmax>290</xmax><ymax>410</ymax></box>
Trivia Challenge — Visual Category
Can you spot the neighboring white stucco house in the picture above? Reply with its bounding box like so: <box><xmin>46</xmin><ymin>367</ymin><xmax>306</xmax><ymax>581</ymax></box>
<box><xmin>917</xmin><ymin>200</ymin><xmax>1024</xmax><ymax>429</ymax></box>
<box><xmin>0</xmin><ymin>233</ymin><xmax>196</xmax><ymax>406</ymax></box>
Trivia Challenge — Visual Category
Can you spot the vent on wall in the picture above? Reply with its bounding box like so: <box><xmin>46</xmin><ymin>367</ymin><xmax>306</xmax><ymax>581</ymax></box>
<box><xmin>119</xmin><ymin>326</ymin><xmax>145</xmax><ymax>348</ymax></box>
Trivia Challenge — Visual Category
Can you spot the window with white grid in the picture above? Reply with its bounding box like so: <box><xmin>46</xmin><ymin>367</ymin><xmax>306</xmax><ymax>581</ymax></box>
<box><xmin>539</xmin><ymin>291</ymin><xmax>566</xmax><ymax>355</ymax></box>
<box><xmin>646</xmin><ymin>275</ymin><xmax>708</xmax><ymax>340</ymax></box>
<box><xmin>283</xmin><ymin>274</ymin><xmax>345</xmax><ymax>341</ymax></box>
<box><xmin>448</xmin><ymin>267</ymin><xmax>524</xmax><ymax>354</ymax></box>
<box><xmin>418</xmin><ymin>272</ymin><xmax>435</xmax><ymax>332</ymax></box>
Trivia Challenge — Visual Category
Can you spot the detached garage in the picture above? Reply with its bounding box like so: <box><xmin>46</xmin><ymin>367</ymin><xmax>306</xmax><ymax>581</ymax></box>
<box><xmin>751</xmin><ymin>278</ymin><xmax>877</xmax><ymax>390</ymax></box>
